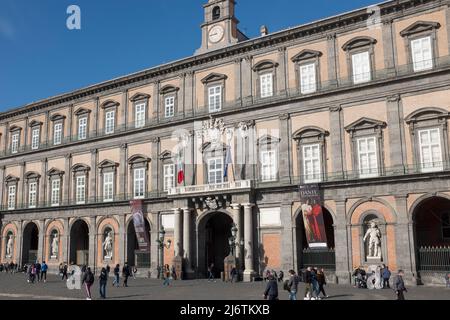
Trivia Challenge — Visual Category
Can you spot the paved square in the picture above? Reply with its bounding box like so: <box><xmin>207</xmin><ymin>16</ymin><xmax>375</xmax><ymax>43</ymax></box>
<box><xmin>0</xmin><ymin>273</ymin><xmax>449</xmax><ymax>300</ymax></box>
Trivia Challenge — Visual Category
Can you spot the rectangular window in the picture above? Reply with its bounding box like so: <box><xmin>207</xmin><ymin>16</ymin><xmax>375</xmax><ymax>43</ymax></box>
<box><xmin>418</xmin><ymin>128</ymin><xmax>443</xmax><ymax>173</ymax></box>
<box><xmin>7</xmin><ymin>185</ymin><xmax>16</xmax><ymax>210</ymax></box>
<box><xmin>31</xmin><ymin>128</ymin><xmax>40</xmax><ymax>150</ymax></box>
<box><xmin>51</xmin><ymin>179</ymin><xmax>60</xmax><ymax>206</ymax></box>
<box><xmin>260</xmin><ymin>150</ymin><xmax>277</xmax><ymax>182</ymax></box>
<box><xmin>208</xmin><ymin>157</ymin><xmax>223</xmax><ymax>184</ymax></box>
<box><xmin>260</xmin><ymin>73</ymin><xmax>273</xmax><ymax>98</ymax></box>
<box><xmin>352</xmin><ymin>51</ymin><xmax>371</xmax><ymax>84</ymax></box>
<box><xmin>303</xmin><ymin>144</ymin><xmax>322</xmax><ymax>183</ymax></box>
<box><xmin>164</xmin><ymin>96</ymin><xmax>175</xmax><ymax>118</ymax></box>
<box><xmin>135</xmin><ymin>103</ymin><xmax>146</xmax><ymax>128</ymax></box>
<box><xmin>411</xmin><ymin>36</ymin><xmax>433</xmax><ymax>72</ymax></box>
<box><xmin>103</xmin><ymin>172</ymin><xmax>114</xmax><ymax>202</ymax></box>
<box><xmin>357</xmin><ymin>136</ymin><xmax>379</xmax><ymax>178</ymax></box>
<box><xmin>133</xmin><ymin>168</ymin><xmax>145</xmax><ymax>199</ymax></box>
<box><xmin>11</xmin><ymin>133</ymin><xmax>19</xmax><ymax>154</ymax></box>
<box><xmin>78</xmin><ymin>117</ymin><xmax>87</xmax><ymax>140</ymax></box>
<box><xmin>208</xmin><ymin>85</ymin><xmax>222</xmax><ymax>113</ymax></box>
<box><xmin>105</xmin><ymin>110</ymin><xmax>115</xmax><ymax>134</ymax></box>
<box><xmin>76</xmin><ymin>176</ymin><xmax>86</xmax><ymax>204</ymax></box>
<box><xmin>54</xmin><ymin>123</ymin><xmax>62</xmax><ymax>145</ymax></box>
<box><xmin>163</xmin><ymin>164</ymin><xmax>175</xmax><ymax>191</ymax></box>
<box><xmin>300</xmin><ymin>63</ymin><xmax>317</xmax><ymax>94</ymax></box>
<box><xmin>28</xmin><ymin>182</ymin><xmax>37</xmax><ymax>208</ymax></box>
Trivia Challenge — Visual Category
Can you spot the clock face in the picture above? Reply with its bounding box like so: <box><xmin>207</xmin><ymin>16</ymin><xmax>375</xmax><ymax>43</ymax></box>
<box><xmin>209</xmin><ymin>25</ymin><xmax>224</xmax><ymax>43</ymax></box>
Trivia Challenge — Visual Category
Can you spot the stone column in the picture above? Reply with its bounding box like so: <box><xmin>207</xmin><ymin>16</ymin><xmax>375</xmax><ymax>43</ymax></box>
<box><xmin>62</xmin><ymin>218</ymin><xmax>69</xmax><ymax>264</ymax></box>
<box><xmin>37</xmin><ymin>220</ymin><xmax>45</xmax><ymax>262</ymax></box>
<box><xmin>94</xmin><ymin>98</ymin><xmax>100</xmax><ymax>136</ymax></box>
<box><xmin>182</xmin><ymin>208</ymin><xmax>194</xmax><ymax>277</ymax></box>
<box><xmin>173</xmin><ymin>208</ymin><xmax>183</xmax><ymax>257</ymax></box>
<box><xmin>231</xmin><ymin>204</ymin><xmax>243</xmax><ymax>271</ymax></box>
<box><xmin>150</xmin><ymin>138</ymin><xmax>159</xmax><ymax>192</ymax></box>
<box><xmin>280</xmin><ymin>202</ymin><xmax>293</xmax><ymax>272</ymax></box>
<box><xmin>278</xmin><ymin>114</ymin><xmax>292</xmax><ymax>184</ymax></box>
<box><xmin>118</xmin><ymin>215</ymin><xmax>126</xmax><ymax>265</ymax></box>
<box><xmin>122</xmin><ymin>90</ymin><xmax>128</xmax><ymax>130</ymax></box>
<box><xmin>243</xmin><ymin>203</ymin><xmax>255</xmax><ymax>282</ymax></box>
<box><xmin>234</xmin><ymin>58</ymin><xmax>242</xmax><ymax>106</ymax></box>
<box><xmin>24</xmin><ymin>117</ymin><xmax>29</xmax><ymax>150</ymax></box>
<box><xmin>246</xmin><ymin>122</ymin><xmax>257</xmax><ymax>181</ymax></box>
<box><xmin>382</xmin><ymin>19</ymin><xmax>396</xmax><ymax>76</ymax></box>
<box><xmin>119</xmin><ymin>144</ymin><xmax>128</xmax><ymax>199</ymax></box>
<box><xmin>327</xmin><ymin>34</ymin><xmax>338</xmax><ymax>87</ymax></box>
<box><xmin>64</xmin><ymin>154</ymin><xmax>72</xmax><ymax>205</ymax></box>
<box><xmin>40</xmin><ymin>159</ymin><xmax>47</xmax><ymax>206</ymax></box>
<box><xmin>179</xmin><ymin>74</ymin><xmax>185</xmax><ymax>116</ymax></box>
<box><xmin>90</xmin><ymin>149</ymin><xmax>97</xmax><ymax>203</ymax></box>
<box><xmin>16</xmin><ymin>221</ymin><xmax>23</xmax><ymax>266</ymax></box>
<box><xmin>329</xmin><ymin>106</ymin><xmax>344</xmax><ymax>179</ymax></box>
<box><xmin>19</xmin><ymin>162</ymin><xmax>25</xmax><ymax>208</ymax></box>
<box><xmin>0</xmin><ymin>166</ymin><xmax>5</xmax><ymax>209</ymax></box>
<box><xmin>68</xmin><ymin>104</ymin><xmax>73</xmax><ymax>142</ymax></box>
<box><xmin>277</xmin><ymin>47</ymin><xmax>288</xmax><ymax>96</ymax></box>
<box><xmin>241</xmin><ymin>56</ymin><xmax>253</xmax><ymax>106</ymax></box>
<box><xmin>152</xmin><ymin>81</ymin><xmax>160</xmax><ymax>121</ymax></box>
<box><xmin>88</xmin><ymin>216</ymin><xmax>96</xmax><ymax>270</ymax></box>
<box><xmin>446</xmin><ymin>4</ymin><xmax>450</xmax><ymax>55</ymax></box>
<box><xmin>394</xmin><ymin>195</ymin><xmax>417</xmax><ymax>285</ymax></box>
<box><xmin>386</xmin><ymin>95</ymin><xmax>406</xmax><ymax>173</ymax></box>
<box><xmin>150</xmin><ymin>212</ymin><xmax>160</xmax><ymax>278</ymax></box>
<box><xmin>184</xmin><ymin>72</ymin><xmax>194</xmax><ymax>117</ymax></box>
<box><xmin>334</xmin><ymin>200</ymin><xmax>351</xmax><ymax>284</ymax></box>
<box><xmin>3</xmin><ymin>122</ymin><xmax>9</xmax><ymax>154</ymax></box>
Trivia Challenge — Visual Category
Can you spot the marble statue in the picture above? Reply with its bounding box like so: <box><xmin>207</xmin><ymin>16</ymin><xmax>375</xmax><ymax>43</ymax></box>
<box><xmin>6</xmin><ymin>235</ymin><xmax>13</xmax><ymax>257</ymax></box>
<box><xmin>51</xmin><ymin>233</ymin><xmax>59</xmax><ymax>258</ymax></box>
<box><xmin>103</xmin><ymin>231</ymin><xmax>114</xmax><ymax>259</ymax></box>
<box><xmin>363</xmin><ymin>221</ymin><xmax>382</xmax><ymax>259</ymax></box>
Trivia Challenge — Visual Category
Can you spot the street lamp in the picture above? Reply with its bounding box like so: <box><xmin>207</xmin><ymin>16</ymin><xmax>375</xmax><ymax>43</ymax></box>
<box><xmin>156</xmin><ymin>226</ymin><xmax>172</xmax><ymax>279</ymax></box>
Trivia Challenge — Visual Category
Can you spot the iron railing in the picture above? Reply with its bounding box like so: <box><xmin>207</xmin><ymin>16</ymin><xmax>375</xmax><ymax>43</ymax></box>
<box><xmin>418</xmin><ymin>246</ymin><xmax>450</xmax><ymax>272</ymax></box>
<box><xmin>301</xmin><ymin>248</ymin><xmax>336</xmax><ymax>270</ymax></box>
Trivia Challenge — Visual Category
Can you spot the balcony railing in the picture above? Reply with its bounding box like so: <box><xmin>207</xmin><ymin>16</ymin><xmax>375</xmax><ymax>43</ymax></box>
<box><xmin>168</xmin><ymin>180</ymin><xmax>252</xmax><ymax>196</ymax></box>
<box><xmin>1</xmin><ymin>55</ymin><xmax>450</xmax><ymax>159</ymax></box>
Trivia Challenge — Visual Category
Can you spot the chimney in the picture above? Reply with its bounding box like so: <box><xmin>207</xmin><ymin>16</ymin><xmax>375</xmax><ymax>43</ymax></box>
<box><xmin>260</xmin><ymin>25</ymin><xmax>269</xmax><ymax>36</ymax></box>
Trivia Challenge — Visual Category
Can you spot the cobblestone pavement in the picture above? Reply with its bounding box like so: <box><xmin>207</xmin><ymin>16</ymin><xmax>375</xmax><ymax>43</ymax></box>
<box><xmin>0</xmin><ymin>273</ymin><xmax>449</xmax><ymax>300</ymax></box>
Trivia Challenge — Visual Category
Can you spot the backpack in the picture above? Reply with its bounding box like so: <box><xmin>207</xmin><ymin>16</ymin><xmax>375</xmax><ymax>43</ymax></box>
<box><xmin>283</xmin><ymin>279</ymin><xmax>291</xmax><ymax>291</ymax></box>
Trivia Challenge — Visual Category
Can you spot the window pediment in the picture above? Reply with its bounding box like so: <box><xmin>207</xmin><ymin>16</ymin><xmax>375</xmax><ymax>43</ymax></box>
<box><xmin>98</xmin><ymin>159</ymin><xmax>119</xmax><ymax>169</ymax></box>
<box><xmin>130</xmin><ymin>92</ymin><xmax>151</xmax><ymax>102</ymax></box>
<box><xmin>405</xmin><ymin>107</ymin><xmax>450</xmax><ymax>124</ymax></box>
<box><xmin>345</xmin><ymin>117</ymin><xmax>386</xmax><ymax>132</ymax></box>
<box><xmin>160</xmin><ymin>85</ymin><xmax>180</xmax><ymax>95</ymax></box>
<box><xmin>128</xmin><ymin>154</ymin><xmax>151</xmax><ymax>165</ymax></box>
<box><xmin>101</xmin><ymin>100</ymin><xmax>120</xmax><ymax>109</ymax></box>
<box><xmin>50</xmin><ymin>114</ymin><xmax>66</xmax><ymax>122</ymax></box>
<box><xmin>201</xmin><ymin>73</ymin><xmax>228</xmax><ymax>84</ymax></box>
<box><xmin>293</xmin><ymin>126</ymin><xmax>329</xmax><ymax>141</ymax></box>
<box><xmin>252</xmin><ymin>60</ymin><xmax>279</xmax><ymax>72</ymax></box>
<box><xmin>342</xmin><ymin>36</ymin><xmax>377</xmax><ymax>51</ymax></box>
<box><xmin>74</xmin><ymin>107</ymin><xmax>92</xmax><ymax>116</ymax></box>
<box><xmin>400</xmin><ymin>21</ymin><xmax>441</xmax><ymax>37</ymax></box>
<box><xmin>257</xmin><ymin>134</ymin><xmax>281</xmax><ymax>146</ymax></box>
<box><xmin>29</xmin><ymin>120</ymin><xmax>43</xmax><ymax>128</ymax></box>
<box><xmin>9</xmin><ymin>125</ymin><xmax>22</xmax><ymax>132</ymax></box>
<box><xmin>5</xmin><ymin>175</ymin><xmax>19</xmax><ymax>183</ymax></box>
<box><xmin>291</xmin><ymin>49</ymin><xmax>323</xmax><ymax>62</ymax></box>
<box><xmin>71</xmin><ymin>163</ymin><xmax>91</xmax><ymax>173</ymax></box>
<box><xmin>159</xmin><ymin>150</ymin><xmax>173</xmax><ymax>160</ymax></box>
<box><xmin>47</xmin><ymin>168</ymin><xmax>65</xmax><ymax>177</ymax></box>
<box><xmin>25</xmin><ymin>172</ymin><xmax>41</xmax><ymax>180</ymax></box>
<box><xmin>201</xmin><ymin>141</ymin><xmax>227</xmax><ymax>153</ymax></box>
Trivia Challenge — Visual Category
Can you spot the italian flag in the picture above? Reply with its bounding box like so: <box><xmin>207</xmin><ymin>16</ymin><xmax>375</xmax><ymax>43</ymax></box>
<box><xmin>177</xmin><ymin>148</ymin><xmax>184</xmax><ymax>184</ymax></box>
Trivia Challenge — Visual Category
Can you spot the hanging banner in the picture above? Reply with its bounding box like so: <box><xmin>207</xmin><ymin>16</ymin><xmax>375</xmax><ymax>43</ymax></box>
<box><xmin>299</xmin><ymin>184</ymin><xmax>328</xmax><ymax>249</ymax></box>
<box><xmin>130</xmin><ymin>200</ymin><xmax>150</xmax><ymax>252</ymax></box>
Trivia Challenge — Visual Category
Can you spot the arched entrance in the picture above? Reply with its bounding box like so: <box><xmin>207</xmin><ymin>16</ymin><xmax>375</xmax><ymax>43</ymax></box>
<box><xmin>127</xmin><ymin>219</ymin><xmax>151</xmax><ymax>268</ymax></box>
<box><xmin>413</xmin><ymin>196</ymin><xmax>450</xmax><ymax>277</ymax></box>
<box><xmin>295</xmin><ymin>207</ymin><xmax>335</xmax><ymax>271</ymax></box>
<box><xmin>22</xmin><ymin>223</ymin><xmax>39</xmax><ymax>264</ymax></box>
<box><xmin>198</xmin><ymin>211</ymin><xmax>234</xmax><ymax>278</ymax></box>
<box><xmin>70</xmin><ymin>220</ymin><xmax>89</xmax><ymax>266</ymax></box>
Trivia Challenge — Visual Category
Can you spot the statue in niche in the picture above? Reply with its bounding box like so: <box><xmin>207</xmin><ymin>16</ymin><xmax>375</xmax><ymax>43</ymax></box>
<box><xmin>6</xmin><ymin>234</ymin><xmax>13</xmax><ymax>258</ymax></box>
<box><xmin>51</xmin><ymin>232</ymin><xmax>59</xmax><ymax>258</ymax></box>
<box><xmin>103</xmin><ymin>230</ymin><xmax>114</xmax><ymax>259</ymax></box>
<box><xmin>363</xmin><ymin>221</ymin><xmax>382</xmax><ymax>259</ymax></box>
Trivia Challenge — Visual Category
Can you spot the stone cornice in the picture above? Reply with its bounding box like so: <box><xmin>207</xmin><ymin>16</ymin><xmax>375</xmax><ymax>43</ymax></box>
<box><xmin>0</xmin><ymin>0</ymin><xmax>440</xmax><ymax>121</ymax></box>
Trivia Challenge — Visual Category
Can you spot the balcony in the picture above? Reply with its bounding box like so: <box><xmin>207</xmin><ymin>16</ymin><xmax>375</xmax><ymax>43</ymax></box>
<box><xmin>168</xmin><ymin>180</ymin><xmax>252</xmax><ymax>196</ymax></box>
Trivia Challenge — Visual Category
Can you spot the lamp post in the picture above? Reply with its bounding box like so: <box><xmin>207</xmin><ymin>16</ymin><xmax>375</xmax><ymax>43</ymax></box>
<box><xmin>156</xmin><ymin>226</ymin><xmax>172</xmax><ymax>279</ymax></box>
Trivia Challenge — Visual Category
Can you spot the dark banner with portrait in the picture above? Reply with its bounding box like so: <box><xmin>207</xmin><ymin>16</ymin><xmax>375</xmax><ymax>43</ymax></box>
<box><xmin>130</xmin><ymin>200</ymin><xmax>150</xmax><ymax>252</ymax></box>
<box><xmin>299</xmin><ymin>184</ymin><xmax>328</xmax><ymax>249</ymax></box>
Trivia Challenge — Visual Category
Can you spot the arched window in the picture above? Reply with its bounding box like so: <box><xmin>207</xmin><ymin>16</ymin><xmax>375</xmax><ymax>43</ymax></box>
<box><xmin>212</xmin><ymin>6</ymin><xmax>220</xmax><ymax>20</ymax></box>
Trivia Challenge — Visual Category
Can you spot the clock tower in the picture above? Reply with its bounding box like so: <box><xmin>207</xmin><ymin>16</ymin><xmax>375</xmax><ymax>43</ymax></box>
<box><xmin>196</xmin><ymin>0</ymin><xmax>248</xmax><ymax>55</ymax></box>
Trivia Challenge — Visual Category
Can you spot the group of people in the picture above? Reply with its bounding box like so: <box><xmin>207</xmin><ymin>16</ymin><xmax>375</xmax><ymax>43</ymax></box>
<box><xmin>352</xmin><ymin>264</ymin><xmax>392</xmax><ymax>289</ymax></box>
<box><xmin>263</xmin><ymin>269</ymin><xmax>284</xmax><ymax>283</ymax></box>
<box><xmin>0</xmin><ymin>262</ymin><xmax>18</xmax><ymax>273</ymax></box>
<box><xmin>25</xmin><ymin>261</ymin><xmax>48</xmax><ymax>283</ymax></box>
<box><xmin>263</xmin><ymin>267</ymin><xmax>328</xmax><ymax>301</ymax></box>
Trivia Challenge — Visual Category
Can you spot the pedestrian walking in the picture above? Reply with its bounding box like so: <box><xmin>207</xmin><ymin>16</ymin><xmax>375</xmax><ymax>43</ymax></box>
<box><xmin>113</xmin><ymin>264</ymin><xmax>120</xmax><ymax>287</ymax></box>
<box><xmin>106</xmin><ymin>264</ymin><xmax>111</xmax><ymax>275</ymax></box>
<box><xmin>163</xmin><ymin>264</ymin><xmax>172</xmax><ymax>286</ymax></box>
<box><xmin>264</xmin><ymin>270</ymin><xmax>271</xmax><ymax>282</ymax></box>
<box><xmin>393</xmin><ymin>270</ymin><xmax>407</xmax><ymax>300</ymax></box>
<box><xmin>122</xmin><ymin>262</ymin><xmax>131</xmax><ymax>287</ymax></box>
<box><xmin>278</xmin><ymin>270</ymin><xmax>284</xmax><ymax>283</ymax></box>
<box><xmin>62</xmin><ymin>263</ymin><xmax>68</xmax><ymax>281</ymax></box>
<box><xmin>41</xmin><ymin>261</ymin><xmax>48</xmax><ymax>283</ymax></box>
<box><xmin>207</xmin><ymin>263</ymin><xmax>215</xmax><ymax>282</ymax></box>
<box><xmin>311</xmin><ymin>268</ymin><xmax>320</xmax><ymax>300</ymax></box>
<box><xmin>35</xmin><ymin>261</ymin><xmax>41</xmax><ymax>282</ymax></box>
<box><xmin>382</xmin><ymin>265</ymin><xmax>391</xmax><ymax>289</ymax></box>
<box><xmin>263</xmin><ymin>274</ymin><xmax>279</xmax><ymax>300</ymax></box>
<box><xmin>99</xmin><ymin>267</ymin><xmax>108</xmax><ymax>299</ymax></box>
<box><xmin>82</xmin><ymin>267</ymin><xmax>95</xmax><ymax>300</ymax></box>
<box><xmin>317</xmin><ymin>269</ymin><xmax>328</xmax><ymax>298</ymax></box>
<box><xmin>286</xmin><ymin>270</ymin><xmax>300</xmax><ymax>301</ymax></box>
<box><xmin>132</xmin><ymin>266</ymin><xmax>138</xmax><ymax>280</ymax></box>
<box><xmin>303</xmin><ymin>267</ymin><xmax>313</xmax><ymax>300</ymax></box>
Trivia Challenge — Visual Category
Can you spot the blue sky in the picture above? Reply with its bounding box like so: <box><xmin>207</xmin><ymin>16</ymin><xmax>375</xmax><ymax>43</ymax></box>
<box><xmin>0</xmin><ymin>0</ymin><xmax>379</xmax><ymax>112</ymax></box>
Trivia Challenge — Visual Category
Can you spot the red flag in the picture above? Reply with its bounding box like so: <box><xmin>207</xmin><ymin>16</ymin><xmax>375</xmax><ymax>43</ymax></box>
<box><xmin>177</xmin><ymin>148</ymin><xmax>184</xmax><ymax>184</ymax></box>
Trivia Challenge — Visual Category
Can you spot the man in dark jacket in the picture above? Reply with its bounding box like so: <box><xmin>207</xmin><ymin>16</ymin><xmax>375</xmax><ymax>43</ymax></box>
<box><xmin>82</xmin><ymin>267</ymin><xmax>94</xmax><ymax>300</ymax></box>
<box><xmin>35</xmin><ymin>261</ymin><xmax>41</xmax><ymax>282</ymax></box>
<box><xmin>99</xmin><ymin>267</ymin><xmax>108</xmax><ymax>299</ymax></box>
<box><xmin>122</xmin><ymin>262</ymin><xmax>131</xmax><ymax>287</ymax></box>
<box><xmin>287</xmin><ymin>270</ymin><xmax>300</xmax><ymax>300</ymax></box>
<box><xmin>263</xmin><ymin>275</ymin><xmax>278</xmax><ymax>300</ymax></box>
<box><xmin>393</xmin><ymin>270</ymin><xmax>407</xmax><ymax>300</ymax></box>
<box><xmin>382</xmin><ymin>266</ymin><xmax>391</xmax><ymax>289</ymax></box>
<box><xmin>303</xmin><ymin>267</ymin><xmax>313</xmax><ymax>300</ymax></box>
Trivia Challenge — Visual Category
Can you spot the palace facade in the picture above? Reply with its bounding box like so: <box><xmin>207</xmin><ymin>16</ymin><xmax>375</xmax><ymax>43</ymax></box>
<box><xmin>1</xmin><ymin>0</ymin><xmax>450</xmax><ymax>285</ymax></box>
